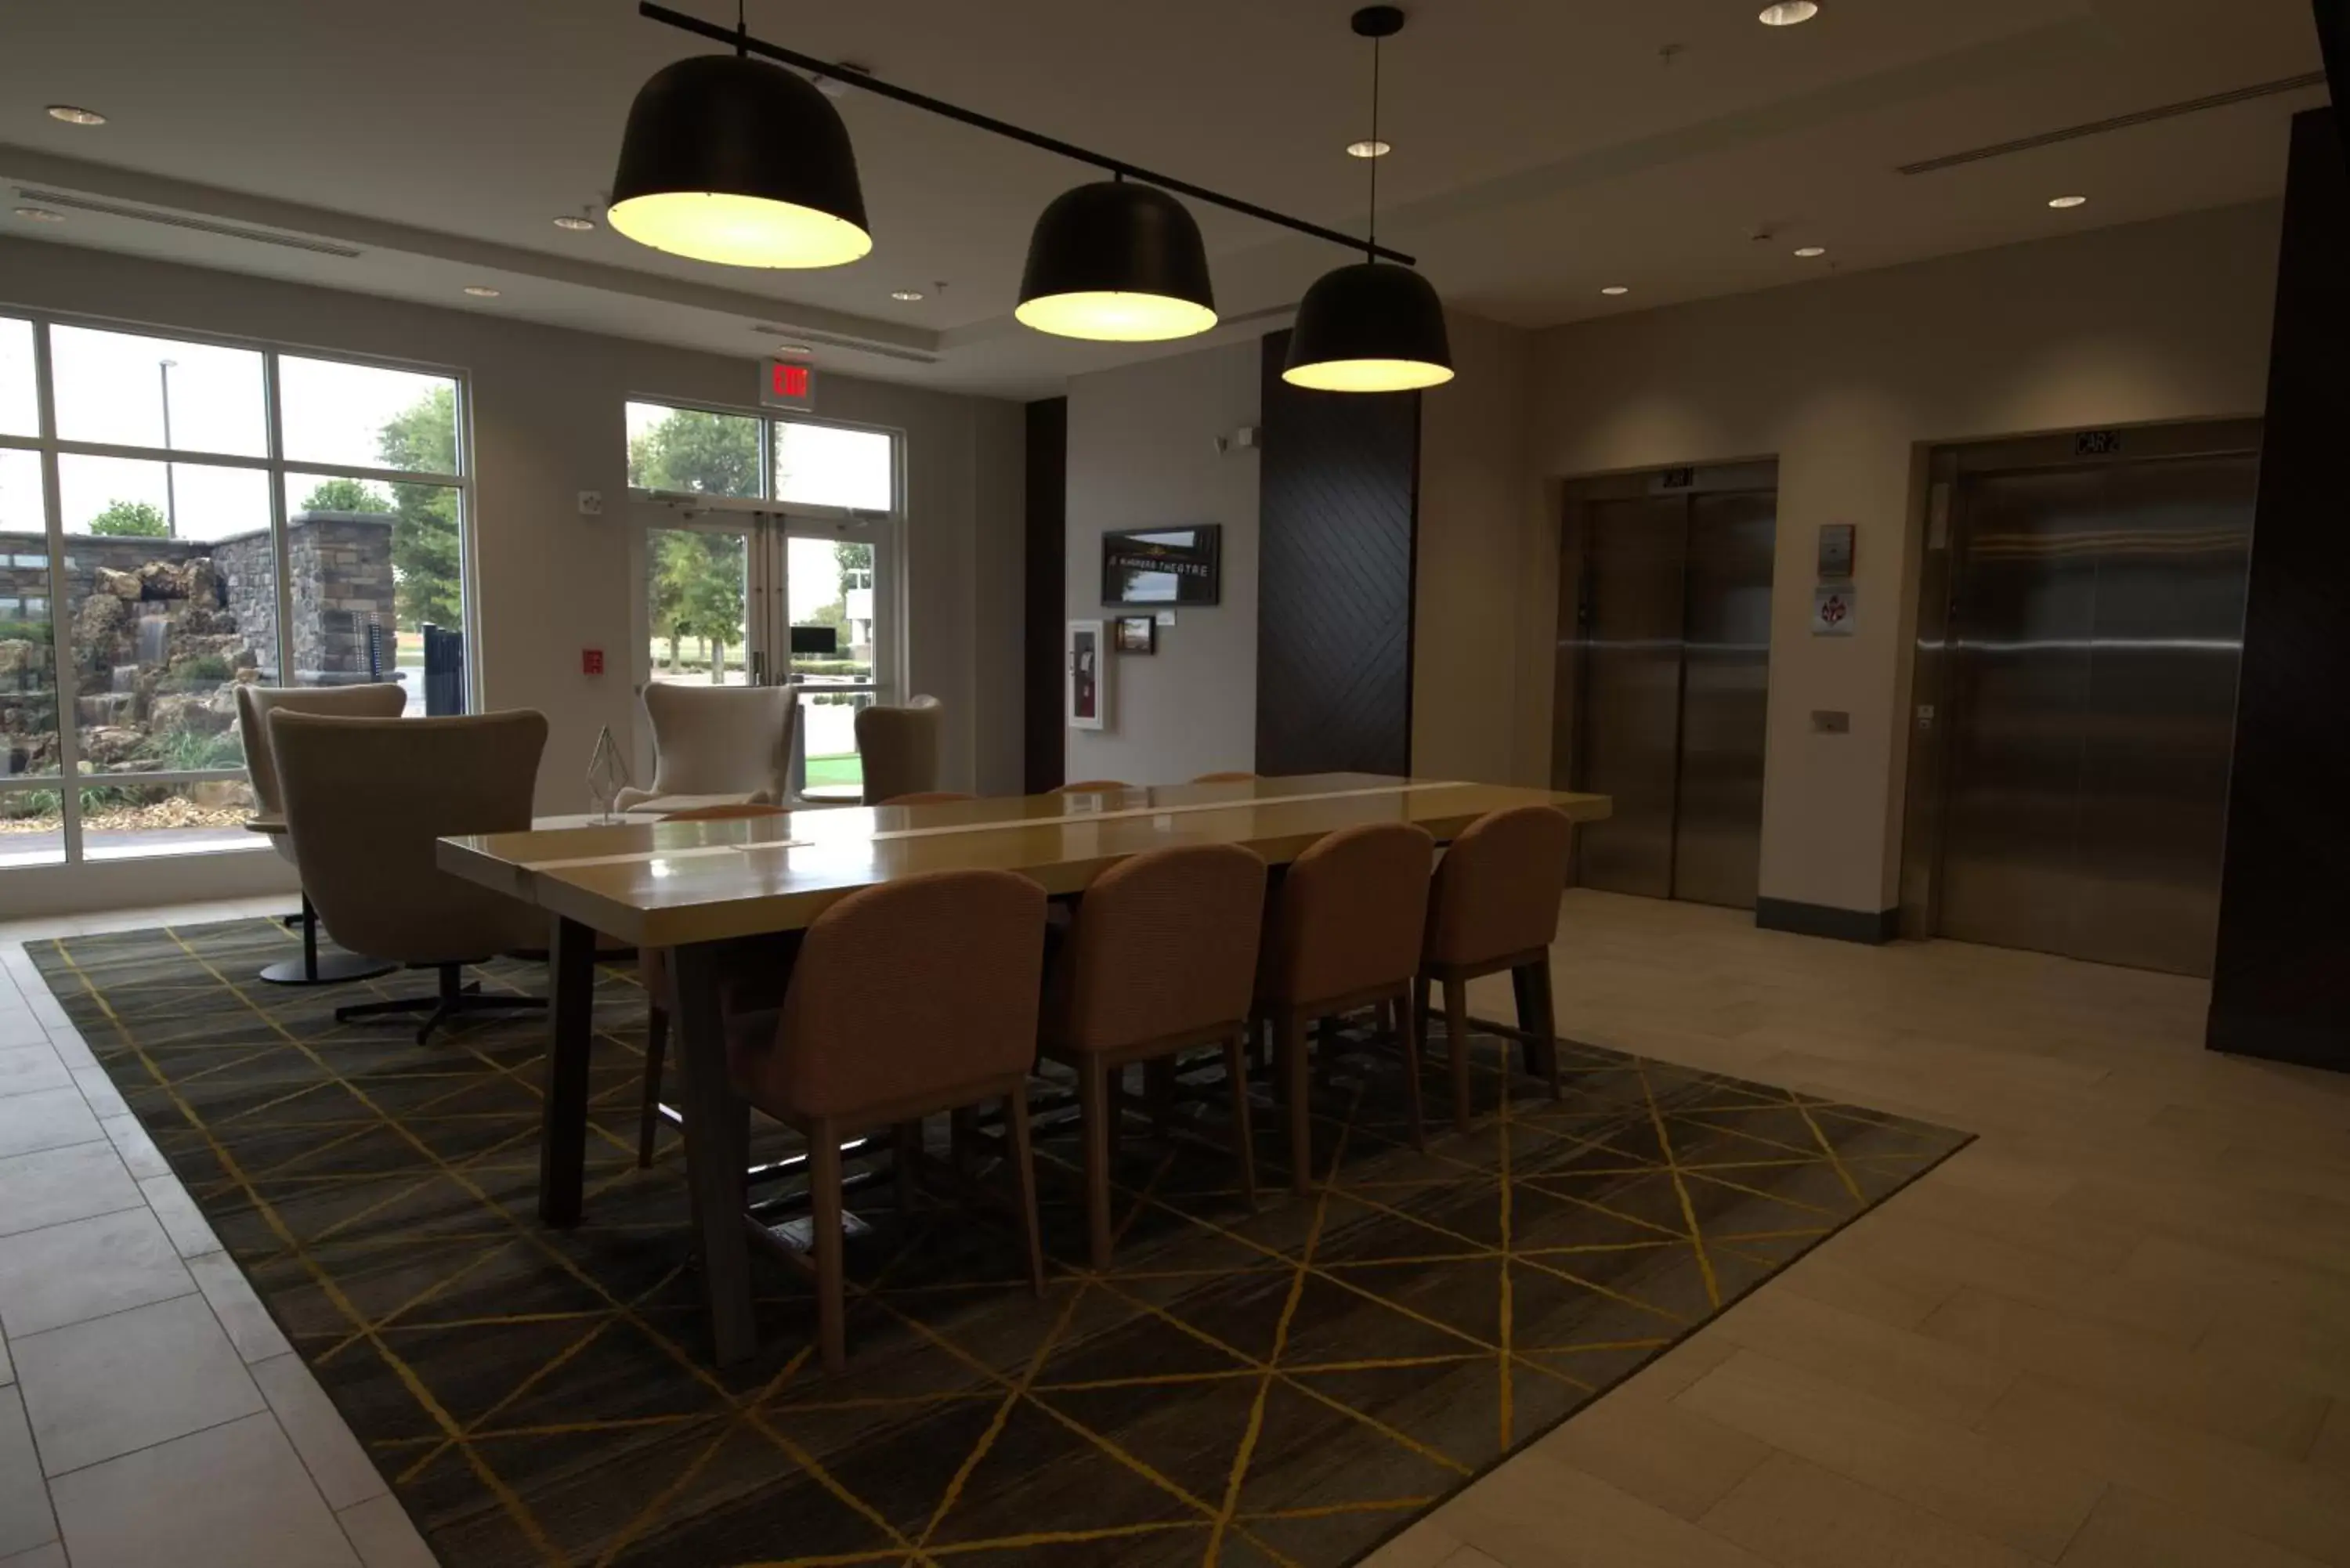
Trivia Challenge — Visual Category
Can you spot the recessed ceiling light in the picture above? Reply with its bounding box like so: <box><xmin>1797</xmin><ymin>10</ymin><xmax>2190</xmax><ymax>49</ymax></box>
<box><xmin>13</xmin><ymin>207</ymin><xmax>64</xmax><ymax>223</ymax></box>
<box><xmin>45</xmin><ymin>104</ymin><xmax>106</xmax><ymax>125</ymax></box>
<box><xmin>1601</xmin><ymin>285</ymin><xmax>1629</xmax><ymax>296</ymax></box>
<box><xmin>1758</xmin><ymin>2</ymin><xmax>1819</xmax><ymax>24</ymax></box>
<box><xmin>463</xmin><ymin>285</ymin><xmax>501</xmax><ymax>298</ymax></box>
<box><xmin>552</xmin><ymin>214</ymin><xmax>596</xmax><ymax>232</ymax></box>
<box><xmin>2048</xmin><ymin>194</ymin><xmax>2088</xmax><ymax>209</ymax></box>
<box><xmin>890</xmin><ymin>288</ymin><xmax>924</xmax><ymax>302</ymax></box>
<box><xmin>1346</xmin><ymin>139</ymin><xmax>1392</xmax><ymax>159</ymax></box>
<box><xmin>1794</xmin><ymin>245</ymin><xmax>1827</xmax><ymax>258</ymax></box>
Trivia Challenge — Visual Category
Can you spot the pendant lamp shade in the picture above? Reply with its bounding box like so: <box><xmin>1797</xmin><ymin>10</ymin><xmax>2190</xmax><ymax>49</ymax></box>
<box><xmin>609</xmin><ymin>54</ymin><xmax>872</xmax><ymax>269</ymax></box>
<box><xmin>1282</xmin><ymin>262</ymin><xmax>1453</xmax><ymax>392</ymax></box>
<box><xmin>1016</xmin><ymin>180</ymin><xmax>1217</xmax><ymax>341</ymax></box>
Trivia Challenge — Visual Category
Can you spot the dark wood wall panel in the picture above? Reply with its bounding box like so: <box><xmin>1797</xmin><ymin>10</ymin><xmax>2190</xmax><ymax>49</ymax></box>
<box><xmin>2207</xmin><ymin>107</ymin><xmax>2350</xmax><ymax>1071</ymax></box>
<box><xmin>1255</xmin><ymin>331</ymin><xmax>1421</xmax><ymax>777</ymax></box>
<box><xmin>1023</xmin><ymin>397</ymin><xmax>1068</xmax><ymax>794</ymax></box>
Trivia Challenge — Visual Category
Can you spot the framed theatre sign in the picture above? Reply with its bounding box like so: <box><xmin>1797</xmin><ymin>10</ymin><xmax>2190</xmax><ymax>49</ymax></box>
<box><xmin>1101</xmin><ymin>525</ymin><xmax>1221</xmax><ymax>608</ymax></box>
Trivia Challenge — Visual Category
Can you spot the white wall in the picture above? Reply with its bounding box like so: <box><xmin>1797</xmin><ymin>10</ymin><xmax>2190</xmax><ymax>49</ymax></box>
<box><xmin>0</xmin><ymin>237</ymin><xmax>1025</xmax><ymax>914</ymax></box>
<box><xmin>1511</xmin><ymin>201</ymin><xmax>2283</xmax><ymax>916</ymax></box>
<box><xmin>1062</xmin><ymin>340</ymin><xmax>1260</xmax><ymax>786</ymax></box>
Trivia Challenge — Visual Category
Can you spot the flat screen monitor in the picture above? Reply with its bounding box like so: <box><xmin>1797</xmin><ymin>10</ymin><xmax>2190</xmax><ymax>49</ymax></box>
<box><xmin>1101</xmin><ymin>525</ymin><xmax>1221</xmax><ymax>607</ymax></box>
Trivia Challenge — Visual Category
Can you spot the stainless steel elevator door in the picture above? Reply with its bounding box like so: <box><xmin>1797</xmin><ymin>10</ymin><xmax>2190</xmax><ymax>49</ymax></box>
<box><xmin>1575</xmin><ymin>497</ymin><xmax>1687</xmax><ymax>899</ymax></box>
<box><xmin>1675</xmin><ymin>492</ymin><xmax>1777</xmax><ymax>909</ymax></box>
<box><xmin>1936</xmin><ymin>455</ymin><xmax>2254</xmax><ymax>975</ymax></box>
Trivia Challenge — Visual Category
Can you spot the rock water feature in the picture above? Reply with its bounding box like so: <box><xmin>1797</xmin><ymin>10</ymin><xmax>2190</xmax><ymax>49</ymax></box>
<box><xmin>0</xmin><ymin>512</ymin><xmax>396</xmax><ymax>841</ymax></box>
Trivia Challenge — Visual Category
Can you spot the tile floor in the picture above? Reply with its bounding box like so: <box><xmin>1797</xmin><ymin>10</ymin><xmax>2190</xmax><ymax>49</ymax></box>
<box><xmin>0</xmin><ymin>894</ymin><xmax>435</xmax><ymax>1568</ymax></box>
<box><xmin>1375</xmin><ymin>891</ymin><xmax>2350</xmax><ymax>1568</ymax></box>
<box><xmin>2</xmin><ymin>888</ymin><xmax>2344</xmax><ymax>1568</ymax></box>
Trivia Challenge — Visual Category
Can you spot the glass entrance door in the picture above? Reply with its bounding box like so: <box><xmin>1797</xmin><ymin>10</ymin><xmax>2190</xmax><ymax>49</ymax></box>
<box><xmin>643</xmin><ymin>519</ymin><xmax>758</xmax><ymax>688</ymax></box>
<box><xmin>627</xmin><ymin>399</ymin><xmax>900</xmax><ymax>803</ymax></box>
<box><xmin>786</xmin><ymin>527</ymin><xmax>885</xmax><ymax>800</ymax></box>
<box><xmin>632</xmin><ymin>505</ymin><xmax>894</xmax><ymax>800</ymax></box>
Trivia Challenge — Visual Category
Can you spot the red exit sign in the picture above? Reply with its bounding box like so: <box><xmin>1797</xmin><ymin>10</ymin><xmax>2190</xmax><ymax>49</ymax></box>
<box><xmin>761</xmin><ymin>358</ymin><xmax>816</xmax><ymax>410</ymax></box>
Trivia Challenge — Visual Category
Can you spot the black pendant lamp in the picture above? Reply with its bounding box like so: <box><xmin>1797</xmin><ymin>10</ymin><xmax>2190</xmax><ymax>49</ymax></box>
<box><xmin>1016</xmin><ymin>175</ymin><xmax>1218</xmax><ymax>341</ymax></box>
<box><xmin>609</xmin><ymin>4</ymin><xmax>871</xmax><ymax>269</ymax></box>
<box><xmin>1284</xmin><ymin>6</ymin><xmax>1452</xmax><ymax>392</ymax></box>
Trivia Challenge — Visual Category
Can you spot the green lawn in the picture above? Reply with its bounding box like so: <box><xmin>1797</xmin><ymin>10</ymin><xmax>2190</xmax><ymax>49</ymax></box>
<box><xmin>806</xmin><ymin>753</ymin><xmax>862</xmax><ymax>789</ymax></box>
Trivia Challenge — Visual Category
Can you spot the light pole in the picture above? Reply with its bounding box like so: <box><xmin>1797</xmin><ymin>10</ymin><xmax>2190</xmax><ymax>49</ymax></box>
<box><xmin>157</xmin><ymin>359</ymin><xmax>178</xmax><ymax>537</ymax></box>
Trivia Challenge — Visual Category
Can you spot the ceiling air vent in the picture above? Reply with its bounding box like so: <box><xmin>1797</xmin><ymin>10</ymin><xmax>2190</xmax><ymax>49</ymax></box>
<box><xmin>13</xmin><ymin>189</ymin><xmax>363</xmax><ymax>258</ymax></box>
<box><xmin>1898</xmin><ymin>71</ymin><xmax>2326</xmax><ymax>175</ymax></box>
<box><xmin>750</xmin><ymin>323</ymin><xmax>940</xmax><ymax>366</ymax></box>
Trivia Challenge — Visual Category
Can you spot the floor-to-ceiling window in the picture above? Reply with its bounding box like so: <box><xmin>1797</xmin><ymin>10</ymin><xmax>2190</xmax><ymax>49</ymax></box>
<box><xmin>0</xmin><ymin>312</ymin><xmax>471</xmax><ymax>867</ymax></box>
<box><xmin>627</xmin><ymin>400</ymin><xmax>899</xmax><ymax>798</ymax></box>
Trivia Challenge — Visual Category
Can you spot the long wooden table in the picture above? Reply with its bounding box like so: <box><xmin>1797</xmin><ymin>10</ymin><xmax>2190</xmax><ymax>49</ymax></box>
<box><xmin>438</xmin><ymin>772</ymin><xmax>1611</xmax><ymax>1364</ymax></box>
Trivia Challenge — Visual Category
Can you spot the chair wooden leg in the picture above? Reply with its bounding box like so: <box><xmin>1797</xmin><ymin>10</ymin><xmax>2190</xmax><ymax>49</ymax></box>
<box><xmin>637</xmin><ymin>1003</ymin><xmax>669</xmax><ymax>1169</ymax></box>
<box><xmin>1223</xmin><ymin>1030</ymin><xmax>1257</xmax><ymax>1212</ymax></box>
<box><xmin>1146</xmin><ymin>1057</ymin><xmax>1173</xmax><ymax>1140</ymax></box>
<box><xmin>1264</xmin><ymin>1015</ymin><xmax>1284</xmax><ymax>1110</ymax></box>
<box><xmin>1282</xmin><ymin>1010</ymin><xmax>1312</xmax><ymax>1196</ymax></box>
<box><xmin>1104</xmin><ymin>1063</ymin><xmax>1124</xmax><ymax>1169</ymax></box>
<box><xmin>1398</xmin><ymin>985</ymin><xmax>1426</xmax><ymax>1153</ymax></box>
<box><xmin>1444</xmin><ymin>977</ymin><xmax>1473</xmax><ymax>1135</ymax></box>
<box><xmin>808</xmin><ymin>1118</ymin><xmax>847</xmax><ymax>1375</ymax></box>
<box><xmin>892</xmin><ymin>1118</ymin><xmax>921</xmax><ymax>1219</ymax></box>
<box><xmin>1005</xmin><ymin>1089</ymin><xmax>1046</xmax><ymax>1297</ymax></box>
<box><xmin>1078</xmin><ymin>1056</ymin><xmax>1114</xmax><ymax>1270</ymax></box>
<box><xmin>950</xmin><ymin>1106</ymin><xmax>977</xmax><ymax>1179</ymax></box>
<box><xmin>1531</xmin><ymin>961</ymin><xmax>1560</xmax><ymax>1100</ymax></box>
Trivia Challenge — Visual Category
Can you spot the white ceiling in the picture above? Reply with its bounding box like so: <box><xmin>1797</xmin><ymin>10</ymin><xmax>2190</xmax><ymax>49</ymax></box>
<box><xmin>0</xmin><ymin>0</ymin><xmax>2326</xmax><ymax>398</ymax></box>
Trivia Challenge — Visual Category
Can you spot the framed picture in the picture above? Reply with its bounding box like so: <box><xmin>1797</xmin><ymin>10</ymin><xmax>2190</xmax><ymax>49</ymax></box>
<box><xmin>1114</xmin><ymin>616</ymin><xmax>1156</xmax><ymax>654</ymax></box>
<box><xmin>1101</xmin><ymin>525</ymin><xmax>1221</xmax><ymax>608</ymax></box>
<box><xmin>1066</xmin><ymin>620</ymin><xmax>1107</xmax><ymax>730</ymax></box>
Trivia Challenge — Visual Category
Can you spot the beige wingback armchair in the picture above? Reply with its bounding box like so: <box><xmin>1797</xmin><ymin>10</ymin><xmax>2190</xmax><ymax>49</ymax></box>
<box><xmin>614</xmin><ymin>681</ymin><xmax>799</xmax><ymax>814</ymax></box>
<box><xmin>235</xmin><ymin>681</ymin><xmax>407</xmax><ymax>986</ymax></box>
<box><xmin>271</xmin><ymin>709</ymin><xmax>550</xmax><ymax>1043</ymax></box>
<box><xmin>853</xmin><ymin>695</ymin><xmax>943</xmax><ymax>805</ymax></box>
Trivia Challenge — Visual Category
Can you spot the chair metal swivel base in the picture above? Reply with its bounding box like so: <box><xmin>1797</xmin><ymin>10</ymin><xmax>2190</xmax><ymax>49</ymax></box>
<box><xmin>334</xmin><ymin>962</ymin><xmax>546</xmax><ymax>1045</ymax></box>
<box><xmin>260</xmin><ymin>894</ymin><xmax>397</xmax><ymax>987</ymax></box>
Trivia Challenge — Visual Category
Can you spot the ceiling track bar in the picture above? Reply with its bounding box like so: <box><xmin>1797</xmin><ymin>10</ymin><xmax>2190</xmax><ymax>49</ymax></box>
<box><xmin>638</xmin><ymin>1</ymin><xmax>1417</xmax><ymax>266</ymax></box>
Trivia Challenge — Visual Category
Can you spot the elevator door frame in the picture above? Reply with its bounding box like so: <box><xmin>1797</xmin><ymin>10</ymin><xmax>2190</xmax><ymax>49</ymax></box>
<box><xmin>1896</xmin><ymin>418</ymin><xmax>2263</xmax><ymax>964</ymax></box>
<box><xmin>1555</xmin><ymin>460</ymin><xmax>1778</xmax><ymax>908</ymax></box>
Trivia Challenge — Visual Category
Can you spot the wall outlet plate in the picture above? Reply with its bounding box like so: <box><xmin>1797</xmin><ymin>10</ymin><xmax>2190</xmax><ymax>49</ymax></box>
<box><xmin>577</xmin><ymin>490</ymin><xmax>604</xmax><ymax>518</ymax></box>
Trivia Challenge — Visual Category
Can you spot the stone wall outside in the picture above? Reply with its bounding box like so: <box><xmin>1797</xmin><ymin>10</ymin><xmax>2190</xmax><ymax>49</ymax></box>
<box><xmin>0</xmin><ymin>510</ymin><xmax>394</xmax><ymax>782</ymax></box>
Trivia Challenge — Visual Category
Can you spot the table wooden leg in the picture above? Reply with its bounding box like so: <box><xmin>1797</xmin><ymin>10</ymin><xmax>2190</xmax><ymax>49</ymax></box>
<box><xmin>536</xmin><ymin>915</ymin><xmax>595</xmax><ymax>1228</ymax></box>
<box><xmin>674</xmin><ymin>942</ymin><xmax>758</xmax><ymax>1366</ymax></box>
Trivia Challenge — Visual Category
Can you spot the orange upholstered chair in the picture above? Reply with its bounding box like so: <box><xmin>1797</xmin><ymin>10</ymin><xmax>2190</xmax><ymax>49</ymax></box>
<box><xmin>880</xmin><ymin>791</ymin><xmax>978</xmax><ymax>806</ymax></box>
<box><xmin>1054</xmin><ymin>779</ymin><xmax>1132</xmax><ymax>795</ymax></box>
<box><xmin>726</xmin><ymin>869</ymin><xmax>1048</xmax><ymax>1371</ymax></box>
<box><xmin>1039</xmin><ymin>843</ymin><xmax>1267</xmax><ymax>1266</ymax></box>
<box><xmin>1191</xmin><ymin>771</ymin><xmax>1258</xmax><ymax>783</ymax></box>
<box><xmin>1420</xmin><ymin>806</ymin><xmax>1574</xmax><ymax>1125</ymax></box>
<box><xmin>1256</xmin><ymin>822</ymin><xmax>1435</xmax><ymax>1192</ymax></box>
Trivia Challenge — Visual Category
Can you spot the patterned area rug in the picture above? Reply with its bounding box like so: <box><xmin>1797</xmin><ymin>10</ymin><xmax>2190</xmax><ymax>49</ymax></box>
<box><xmin>34</xmin><ymin>919</ymin><xmax>1969</xmax><ymax>1568</ymax></box>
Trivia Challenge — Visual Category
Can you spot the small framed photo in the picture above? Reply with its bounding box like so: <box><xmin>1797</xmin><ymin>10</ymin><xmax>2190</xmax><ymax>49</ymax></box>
<box><xmin>1114</xmin><ymin>615</ymin><xmax>1156</xmax><ymax>655</ymax></box>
